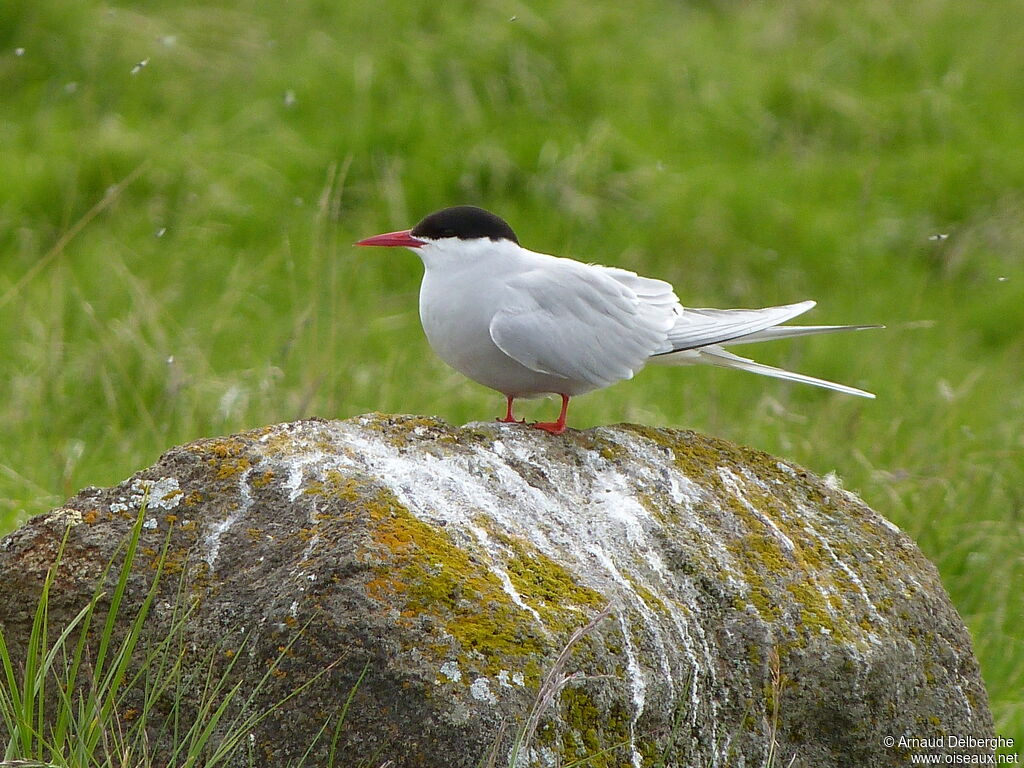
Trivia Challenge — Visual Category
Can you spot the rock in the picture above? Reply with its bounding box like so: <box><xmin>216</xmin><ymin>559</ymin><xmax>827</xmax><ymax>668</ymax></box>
<box><xmin>0</xmin><ymin>414</ymin><xmax>994</xmax><ymax>767</ymax></box>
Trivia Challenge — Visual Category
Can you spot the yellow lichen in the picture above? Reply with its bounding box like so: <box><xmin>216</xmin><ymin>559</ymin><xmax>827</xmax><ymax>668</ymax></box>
<box><xmin>624</xmin><ymin>576</ymin><xmax>669</xmax><ymax>614</ymax></box>
<box><xmin>304</xmin><ymin>477</ymin><xmax>597</xmax><ymax>681</ymax></box>
<box><xmin>366</xmin><ymin>499</ymin><xmax>548</xmax><ymax>671</ymax></box>
<box><xmin>190</xmin><ymin>436</ymin><xmax>254</xmax><ymax>480</ymax></box>
<box><xmin>251</xmin><ymin>470</ymin><xmax>275</xmax><ymax>488</ymax></box>
<box><xmin>214</xmin><ymin>456</ymin><xmax>251</xmax><ymax>479</ymax></box>
<box><xmin>488</xmin><ymin>528</ymin><xmax>606</xmax><ymax>626</ymax></box>
<box><xmin>303</xmin><ymin>470</ymin><xmax>364</xmax><ymax>502</ymax></box>
<box><xmin>621</xmin><ymin>425</ymin><xmax>883</xmax><ymax>648</ymax></box>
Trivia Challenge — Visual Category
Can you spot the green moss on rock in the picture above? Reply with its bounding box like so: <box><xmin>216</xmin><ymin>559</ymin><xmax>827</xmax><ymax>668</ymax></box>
<box><xmin>325</xmin><ymin>480</ymin><xmax>548</xmax><ymax>677</ymax></box>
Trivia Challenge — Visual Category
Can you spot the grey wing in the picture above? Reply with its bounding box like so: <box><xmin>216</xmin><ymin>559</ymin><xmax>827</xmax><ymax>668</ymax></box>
<box><xmin>658</xmin><ymin>301</ymin><xmax>817</xmax><ymax>354</ymax></box>
<box><xmin>489</xmin><ymin>263</ymin><xmax>678</xmax><ymax>388</ymax></box>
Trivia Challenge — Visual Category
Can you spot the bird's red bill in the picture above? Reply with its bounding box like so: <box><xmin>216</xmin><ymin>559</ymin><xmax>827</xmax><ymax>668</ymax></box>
<box><xmin>355</xmin><ymin>229</ymin><xmax>425</xmax><ymax>248</ymax></box>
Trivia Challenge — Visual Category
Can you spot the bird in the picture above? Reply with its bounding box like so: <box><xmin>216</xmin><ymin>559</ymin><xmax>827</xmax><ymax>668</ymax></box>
<box><xmin>356</xmin><ymin>205</ymin><xmax>878</xmax><ymax>434</ymax></box>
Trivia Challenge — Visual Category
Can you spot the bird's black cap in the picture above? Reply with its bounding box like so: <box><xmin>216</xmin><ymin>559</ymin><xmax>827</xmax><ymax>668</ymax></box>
<box><xmin>411</xmin><ymin>206</ymin><xmax>519</xmax><ymax>244</ymax></box>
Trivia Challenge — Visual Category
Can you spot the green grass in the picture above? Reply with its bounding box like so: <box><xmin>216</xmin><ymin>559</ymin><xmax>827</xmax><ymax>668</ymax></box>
<box><xmin>0</xmin><ymin>502</ymin><xmax>344</xmax><ymax>767</ymax></box>
<box><xmin>1</xmin><ymin>0</ymin><xmax>1021</xmax><ymax>749</ymax></box>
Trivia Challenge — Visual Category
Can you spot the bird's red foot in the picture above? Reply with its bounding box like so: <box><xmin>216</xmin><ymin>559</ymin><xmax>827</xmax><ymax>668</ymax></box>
<box><xmin>496</xmin><ymin>395</ymin><xmax>525</xmax><ymax>424</ymax></box>
<box><xmin>531</xmin><ymin>421</ymin><xmax>567</xmax><ymax>435</ymax></box>
<box><xmin>529</xmin><ymin>394</ymin><xmax>570</xmax><ymax>435</ymax></box>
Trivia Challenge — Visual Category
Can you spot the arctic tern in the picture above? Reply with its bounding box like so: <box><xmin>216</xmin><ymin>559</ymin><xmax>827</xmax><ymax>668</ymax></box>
<box><xmin>356</xmin><ymin>205</ymin><xmax>878</xmax><ymax>434</ymax></box>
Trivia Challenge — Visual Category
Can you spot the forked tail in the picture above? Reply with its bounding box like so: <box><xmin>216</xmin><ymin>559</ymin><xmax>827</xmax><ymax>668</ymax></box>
<box><xmin>695</xmin><ymin>347</ymin><xmax>875</xmax><ymax>398</ymax></box>
<box><xmin>651</xmin><ymin>302</ymin><xmax>880</xmax><ymax>397</ymax></box>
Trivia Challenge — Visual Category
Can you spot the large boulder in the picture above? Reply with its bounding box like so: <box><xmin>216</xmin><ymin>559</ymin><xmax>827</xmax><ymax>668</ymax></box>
<box><xmin>0</xmin><ymin>414</ymin><xmax>994</xmax><ymax>767</ymax></box>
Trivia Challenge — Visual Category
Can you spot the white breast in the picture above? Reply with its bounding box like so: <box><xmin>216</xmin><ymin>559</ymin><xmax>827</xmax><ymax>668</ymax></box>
<box><xmin>419</xmin><ymin>260</ymin><xmax>590</xmax><ymax>397</ymax></box>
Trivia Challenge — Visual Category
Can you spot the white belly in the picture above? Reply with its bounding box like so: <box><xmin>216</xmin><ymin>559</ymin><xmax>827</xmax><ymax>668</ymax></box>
<box><xmin>418</xmin><ymin>270</ymin><xmax>595</xmax><ymax>398</ymax></box>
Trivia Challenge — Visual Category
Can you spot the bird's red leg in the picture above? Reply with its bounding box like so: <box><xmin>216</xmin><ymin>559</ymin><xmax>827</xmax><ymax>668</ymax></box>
<box><xmin>532</xmin><ymin>394</ymin><xmax>570</xmax><ymax>435</ymax></box>
<box><xmin>496</xmin><ymin>395</ymin><xmax>524</xmax><ymax>424</ymax></box>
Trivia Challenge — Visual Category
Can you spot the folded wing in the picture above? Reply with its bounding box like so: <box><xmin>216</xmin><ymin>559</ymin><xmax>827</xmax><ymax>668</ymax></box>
<box><xmin>489</xmin><ymin>261</ymin><xmax>678</xmax><ymax>388</ymax></box>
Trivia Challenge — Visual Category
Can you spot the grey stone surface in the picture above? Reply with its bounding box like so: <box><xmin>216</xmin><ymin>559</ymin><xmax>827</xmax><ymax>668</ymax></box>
<box><xmin>0</xmin><ymin>414</ymin><xmax>994</xmax><ymax>766</ymax></box>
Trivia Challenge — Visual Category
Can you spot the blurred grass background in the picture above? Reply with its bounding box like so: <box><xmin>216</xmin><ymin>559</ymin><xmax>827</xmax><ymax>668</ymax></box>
<box><xmin>1</xmin><ymin>0</ymin><xmax>1021</xmax><ymax>745</ymax></box>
